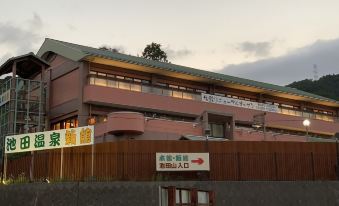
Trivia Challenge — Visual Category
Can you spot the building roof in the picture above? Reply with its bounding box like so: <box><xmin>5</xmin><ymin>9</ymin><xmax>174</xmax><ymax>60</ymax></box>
<box><xmin>37</xmin><ymin>38</ymin><xmax>339</xmax><ymax>107</ymax></box>
<box><xmin>0</xmin><ymin>52</ymin><xmax>50</xmax><ymax>78</ymax></box>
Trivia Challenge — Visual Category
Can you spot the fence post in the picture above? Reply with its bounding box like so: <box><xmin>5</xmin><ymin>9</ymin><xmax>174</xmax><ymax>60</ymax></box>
<box><xmin>311</xmin><ymin>152</ymin><xmax>315</xmax><ymax>180</ymax></box>
<box><xmin>60</xmin><ymin>148</ymin><xmax>64</xmax><ymax>180</ymax></box>
<box><xmin>29</xmin><ymin>151</ymin><xmax>34</xmax><ymax>182</ymax></box>
<box><xmin>91</xmin><ymin>143</ymin><xmax>95</xmax><ymax>178</ymax></box>
<box><xmin>3</xmin><ymin>153</ymin><xmax>7</xmax><ymax>182</ymax></box>
<box><xmin>237</xmin><ymin>152</ymin><xmax>241</xmax><ymax>181</ymax></box>
<box><xmin>274</xmin><ymin>152</ymin><xmax>278</xmax><ymax>181</ymax></box>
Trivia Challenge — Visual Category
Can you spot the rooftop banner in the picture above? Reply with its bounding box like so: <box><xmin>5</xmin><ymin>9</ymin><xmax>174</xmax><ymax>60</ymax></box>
<box><xmin>156</xmin><ymin>153</ymin><xmax>210</xmax><ymax>171</ymax></box>
<box><xmin>201</xmin><ymin>93</ymin><xmax>280</xmax><ymax>113</ymax></box>
<box><xmin>5</xmin><ymin>125</ymin><xmax>94</xmax><ymax>154</ymax></box>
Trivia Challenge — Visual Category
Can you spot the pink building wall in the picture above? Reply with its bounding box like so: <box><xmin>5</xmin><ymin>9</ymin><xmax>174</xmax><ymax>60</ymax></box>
<box><xmin>84</xmin><ymin>85</ymin><xmax>339</xmax><ymax>136</ymax></box>
<box><xmin>50</xmin><ymin>69</ymin><xmax>79</xmax><ymax>108</ymax></box>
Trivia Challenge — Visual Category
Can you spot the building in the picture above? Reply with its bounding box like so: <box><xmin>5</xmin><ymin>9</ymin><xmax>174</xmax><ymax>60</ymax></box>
<box><xmin>0</xmin><ymin>38</ymin><xmax>339</xmax><ymax>154</ymax></box>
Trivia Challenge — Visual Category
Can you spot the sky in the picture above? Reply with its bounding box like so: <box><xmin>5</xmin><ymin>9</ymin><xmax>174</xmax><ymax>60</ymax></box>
<box><xmin>1</xmin><ymin>0</ymin><xmax>339</xmax><ymax>85</ymax></box>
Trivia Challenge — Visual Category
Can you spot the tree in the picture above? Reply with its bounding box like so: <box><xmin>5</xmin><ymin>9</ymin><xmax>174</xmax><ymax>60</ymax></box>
<box><xmin>287</xmin><ymin>74</ymin><xmax>339</xmax><ymax>101</ymax></box>
<box><xmin>99</xmin><ymin>46</ymin><xmax>123</xmax><ymax>53</ymax></box>
<box><xmin>142</xmin><ymin>42</ymin><xmax>168</xmax><ymax>62</ymax></box>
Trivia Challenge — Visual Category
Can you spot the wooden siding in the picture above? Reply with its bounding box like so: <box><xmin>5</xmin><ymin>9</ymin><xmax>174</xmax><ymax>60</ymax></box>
<box><xmin>5</xmin><ymin>140</ymin><xmax>338</xmax><ymax>182</ymax></box>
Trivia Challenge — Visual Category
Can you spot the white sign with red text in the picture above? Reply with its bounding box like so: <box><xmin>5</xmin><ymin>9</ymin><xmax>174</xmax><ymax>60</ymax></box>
<box><xmin>156</xmin><ymin>153</ymin><xmax>210</xmax><ymax>171</ymax></box>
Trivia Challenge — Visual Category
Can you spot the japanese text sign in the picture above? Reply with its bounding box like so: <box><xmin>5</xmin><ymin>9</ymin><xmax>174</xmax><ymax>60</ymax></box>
<box><xmin>201</xmin><ymin>93</ymin><xmax>280</xmax><ymax>113</ymax></box>
<box><xmin>156</xmin><ymin>153</ymin><xmax>210</xmax><ymax>171</ymax></box>
<box><xmin>5</xmin><ymin>125</ymin><xmax>94</xmax><ymax>154</ymax></box>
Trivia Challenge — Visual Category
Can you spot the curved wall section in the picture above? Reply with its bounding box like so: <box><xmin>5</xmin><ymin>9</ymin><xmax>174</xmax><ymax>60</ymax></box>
<box><xmin>107</xmin><ymin>112</ymin><xmax>145</xmax><ymax>135</ymax></box>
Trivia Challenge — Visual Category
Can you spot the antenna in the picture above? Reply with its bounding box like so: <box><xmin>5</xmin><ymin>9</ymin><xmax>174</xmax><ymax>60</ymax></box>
<box><xmin>313</xmin><ymin>64</ymin><xmax>318</xmax><ymax>81</ymax></box>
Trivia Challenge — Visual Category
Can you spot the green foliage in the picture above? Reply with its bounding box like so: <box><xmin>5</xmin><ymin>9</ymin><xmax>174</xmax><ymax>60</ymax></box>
<box><xmin>287</xmin><ymin>74</ymin><xmax>339</xmax><ymax>101</ymax></box>
<box><xmin>142</xmin><ymin>42</ymin><xmax>168</xmax><ymax>63</ymax></box>
<box><xmin>99</xmin><ymin>46</ymin><xmax>122</xmax><ymax>53</ymax></box>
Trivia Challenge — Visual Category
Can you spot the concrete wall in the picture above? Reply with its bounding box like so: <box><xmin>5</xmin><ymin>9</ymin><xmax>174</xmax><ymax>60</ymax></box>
<box><xmin>1</xmin><ymin>181</ymin><xmax>339</xmax><ymax>206</ymax></box>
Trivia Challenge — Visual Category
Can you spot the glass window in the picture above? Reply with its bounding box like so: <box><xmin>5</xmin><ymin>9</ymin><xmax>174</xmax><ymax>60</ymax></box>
<box><xmin>169</xmin><ymin>84</ymin><xmax>178</xmax><ymax>89</ymax></box>
<box><xmin>157</xmin><ymin>82</ymin><xmax>167</xmax><ymax>87</ymax></box>
<box><xmin>134</xmin><ymin>78</ymin><xmax>142</xmax><ymax>83</ymax></box>
<box><xmin>181</xmin><ymin>190</ymin><xmax>190</xmax><ymax>203</ymax></box>
<box><xmin>161</xmin><ymin>188</ymin><xmax>168</xmax><ymax>206</ymax></box>
<box><xmin>95</xmin><ymin>78</ymin><xmax>107</xmax><ymax>87</ymax></box>
<box><xmin>118</xmin><ymin>82</ymin><xmax>131</xmax><ymax>90</ymax></box>
<box><xmin>179</xmin><ymin>86</ymin><xmax>186</xmax><ymax>90</ymax></box>
<box><xmin>125</xmin><ymin>77</ymin><xmax>133</xmax><ymax>81</ymax></box>
<box><xmin>162</xmin><ymin>88</ymin><xmax>172</xmax><ymax>96</ymax></box>
<box><xmin>172</xmin><ymin>91</ymin><xmax>183</xmax><ymax>98</ymax></box>
<box><xmin>153</xmin><ymin>87</ymin><xmax>163</xmax><ymax>95</ymax></box>
<box><xmin>142</xmin><ymin>80</ymin><xmax>150</xmax><ymax>84</ymax></box>
<box><xmin>196</xmin><ymin>89</ymin><xmax>206</xmax><ymax>93</ymax></box>
<box><xmin>183</xmin><ymin>92</ymin><xmax>194</xmax><ymax>100</ymax></box>
<box><xmin>107</xmin><ymin>79</ymin><xmax>118</xmax><ymax>88</ymax></box>
<box><xmin>131</xmin><ymin>83</ymin><xmax>142</xmax><ymax>91</ymax></box>
<box><xmin>107</xmin><ymin>74</ymin><xmax>115</xmax><ymax>78</ymax></box>
<box><xmin>116</xmin><ymin>75</ymin><xmax>124</xmax><ymax>80</ymax></box>
<box><xmin>89</xmin><ymin>77</ymin><xmax>95</xmax><ymax>85</ymax></box>
<box><xmin>209</xmin><ymin>123</ymin><xmax>224</xmax><ymax>138</ymax></box>
<box><xmin>198</xmin><ymin>191</ymin><xmax>209</xmax><ymax>204</ymax></box>
<box><xmin>98</xmin><ymin>72</ymin><xmax>106</xmax><ymax>76</ymax></box>
<box><xmin>141</xmin><ymin>85</ymin><xmax>151</xmax><ymax>93</ymax></box>
<box><xmin>89</xmin><ymin>71</ymin><xmax>97</xmax><ymax>75</ymax></box>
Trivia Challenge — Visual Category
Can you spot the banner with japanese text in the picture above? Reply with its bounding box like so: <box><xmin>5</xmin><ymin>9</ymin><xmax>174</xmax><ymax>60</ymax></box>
<box><xmin>156</xmin><ymin>153</ymin><xmax>210</xmax><ymax>171</ymax></box>
<box><xmin>5</xmin><ymin>125</ymin><xmax>94</xmax><ymax>154</ymax></box>
<box><xmin>201</xmin><ymin>93</ymin><xmax>280</xmax><ymax>113</ymax></box>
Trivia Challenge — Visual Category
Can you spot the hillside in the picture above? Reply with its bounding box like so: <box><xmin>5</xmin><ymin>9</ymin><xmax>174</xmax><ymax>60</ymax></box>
<box><xmin>287</xmin><ymin>74</ymin><xmax>339</xmax><ymax>101</ymax></box>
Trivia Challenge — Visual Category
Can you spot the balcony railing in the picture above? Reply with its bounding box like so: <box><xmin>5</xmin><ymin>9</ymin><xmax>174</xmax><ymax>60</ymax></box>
<box><xmin>88</xmin><ymin>76</ymin><xmax>338</xmax><ymax>123</ymax></box>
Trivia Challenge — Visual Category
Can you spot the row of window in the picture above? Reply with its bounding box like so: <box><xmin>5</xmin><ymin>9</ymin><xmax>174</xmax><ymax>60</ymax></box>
<box><xmin>89</xmin><ymin>76</ymin><xmax>202</xmax><ymax>100</ymax></box>
<box><xmin>160</xmin><ymin>187</ymin><xmax>212</xmax><ymax>206</ymax></box>
<box><xmin>89</xmin><ymin>70</ymin><xmax>208</xmax><ymax>94</ymax></box>
<box><xmin>51</xmin><ymin>117</ymin><xmax>79</xmax><ymax>130</ymax></box>
<box><xmin>215</xmin><ymin>92</ymin><xmax>334</xmax><ymax>118</ymax></box>
<box><xmin>88</xmin><ymin>71</ymin><xmax>337</xmax><ymax>122</ymax></box>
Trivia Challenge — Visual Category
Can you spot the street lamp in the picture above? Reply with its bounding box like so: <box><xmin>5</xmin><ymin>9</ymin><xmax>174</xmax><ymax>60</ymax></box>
<box><xmin>303</xmin><ymin>119</ymin><xmax>311</xmax><ymax>136</ymax></box>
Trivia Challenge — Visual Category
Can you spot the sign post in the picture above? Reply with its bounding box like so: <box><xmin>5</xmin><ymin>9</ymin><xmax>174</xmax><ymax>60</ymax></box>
<box><xmin>156</xmin><ymin>153</ymin><xmax>210</xmax><ymax>171</ymax></box>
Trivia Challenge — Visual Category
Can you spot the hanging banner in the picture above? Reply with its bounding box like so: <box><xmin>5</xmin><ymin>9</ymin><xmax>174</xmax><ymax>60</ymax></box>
<box><xmin>201</xmin><ymin>93</ymin><xmax>280</xmax><ymax>113</ymax></box>
<box><xmin>5</xmin><ymin>125</ymin><xmax>94</xmax><ymax>154</ymax></box>
<box><xmin>156</xmin><ymin>153</ymin><xmax>210</xmax><ymax>171</ymax></box>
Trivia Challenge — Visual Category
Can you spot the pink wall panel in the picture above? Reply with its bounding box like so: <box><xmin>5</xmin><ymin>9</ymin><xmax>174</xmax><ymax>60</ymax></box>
<box><xmin>51</xmin><ymin>69</ymin><xmax>79</xmax><ymax>107</ymax></box>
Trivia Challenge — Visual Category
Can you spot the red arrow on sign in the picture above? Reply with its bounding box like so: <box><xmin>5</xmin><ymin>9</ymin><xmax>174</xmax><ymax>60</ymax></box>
<box><xmin>191</xmin><ymin>158</ymin><xmax>204</xmax><ymax>165</ymax></box>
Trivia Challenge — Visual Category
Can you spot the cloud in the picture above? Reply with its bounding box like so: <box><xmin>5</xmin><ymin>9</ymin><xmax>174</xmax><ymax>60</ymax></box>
<box><xmin>0</xmin><ymin>13</ymin><xmax>44</xmax><ymax>65</ymax></box>
<box><xmin>28</xmin><ymin>13</ymin><xmax>43</xmax><ymax>30</ymax></box>
<box><xmin>237</xmin><ymin>41</ymin><xmax>273</xmax><ymax>57</ymax></box>
<box><xmin>164</xmin><ymin>46</ymin><xmax>193</xmax><ymax>59</ymax></box>
<box><xmin>220</xmin><ymin>38</ymin><xmax>339</xmax><ymax>85</ymax></box>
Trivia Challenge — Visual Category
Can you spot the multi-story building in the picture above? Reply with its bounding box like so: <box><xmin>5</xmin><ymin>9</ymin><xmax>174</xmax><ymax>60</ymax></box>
<box><xmin>0</xmin><ymin>38</ymin><xmax>339</xmax><ymax>154</ymax></box>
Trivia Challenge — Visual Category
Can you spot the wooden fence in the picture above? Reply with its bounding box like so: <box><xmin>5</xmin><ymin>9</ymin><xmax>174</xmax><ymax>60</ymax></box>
<box><xmin>4</xmin><ymin>140</ymin><xmax>339</xmax><ymax>182</ymax></box>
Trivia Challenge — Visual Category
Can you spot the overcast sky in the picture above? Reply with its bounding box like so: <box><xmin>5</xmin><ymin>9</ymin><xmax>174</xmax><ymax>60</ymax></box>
<box><xmin>1</xmin><ymin>0</ymin><xmax>339</xmax><ymax>85</ymax></box>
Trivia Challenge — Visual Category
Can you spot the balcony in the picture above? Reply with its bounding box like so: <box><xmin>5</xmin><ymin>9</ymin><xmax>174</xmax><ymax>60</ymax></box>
<box><xmin>87</xmin><ymin>76</ymin><xmax>337</xmax><ymax>122</ymax></box>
